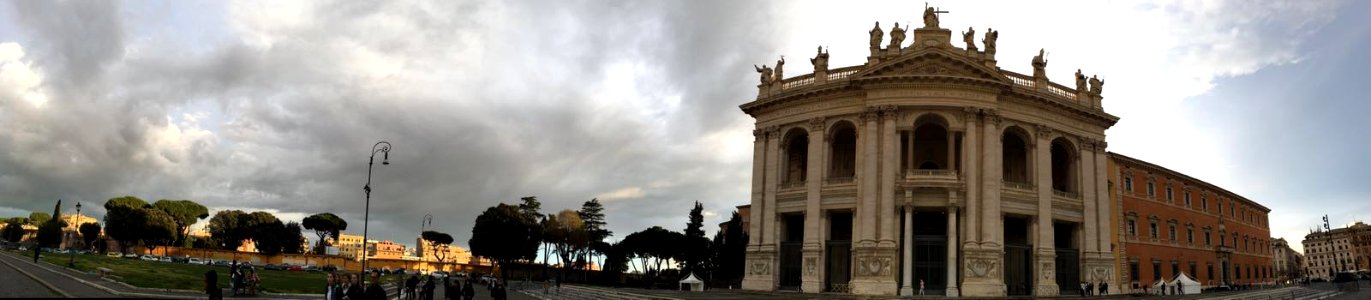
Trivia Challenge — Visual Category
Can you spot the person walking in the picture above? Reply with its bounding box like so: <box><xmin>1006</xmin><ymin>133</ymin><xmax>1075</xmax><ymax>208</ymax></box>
<box><xmin>447</xmin><ymin>278</ymin><xmax>461</xmax><ymax>300</ymax></box>
<box><xmin>918</xmin><ymin>279</ymin><xmax>925</xmax><ymax>296</ymax></box>
<box><xmin>406</xmin><ymin>274</ymin><xmax>420</xmax><ymax>300</ymax></box>
<box><xmin>366</xmin><ymin>272</ymin><xmax>386</xmax><ymax>300</ymax></box>
<box><xmin>1086</xmin><ymin>281</ymin><xmax>1094</xmax><ymax>296</ymax></box>
<box><xmin>205</xmin><ymin>270</ymin><xmax>222</xmax><ymax>300</ymax></box>
<box><xmin>1177</xmin><ymin>280</ymin><xmax>1184</xmax><ymax>295</ymax></box>
<box><xmin>1098</xmin><ymin>280</ymin><xmax>1108</xmax><ymax>295</ymax></box>
<box><xmin>346</xmin><ymin>273</ymin><xmax>365</xmax><ymax>300</ymax></box>
<box><xmin>1080</xmin><ymin>281</ymin><xmax>1087</xmax><ymax>296</ymax></box>
<box><xmin>325</xmin><ymin>273</ymin><xmax>341</xmax><ymax>300</ymax></box>
<box><xmin>422</xmin><ymin>276</ymin><xmax>436</xmax><ymax>300</ymax></box>
<box><xmin>462</xmin><ymin>280</ymin><xmax>475</xmax><ymax>300</ymax></box>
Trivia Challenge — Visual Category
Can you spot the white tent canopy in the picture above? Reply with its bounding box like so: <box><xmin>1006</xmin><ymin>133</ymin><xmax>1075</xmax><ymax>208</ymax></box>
<box><xmin>1168</xmin><ymin>272</ymin><xmax>1202</xmax><ymax>295</ymax></box>
<box><xmin>679</xmin><ymin>273</ymin><xmax>704</xmax><ymax>292</ymax></box>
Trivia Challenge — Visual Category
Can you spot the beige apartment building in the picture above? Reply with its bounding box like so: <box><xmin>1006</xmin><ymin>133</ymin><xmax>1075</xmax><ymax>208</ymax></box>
<box><xmin>1272</xmin><ymin>238</ymin><xmax>1304</xmax><ymax>283</ymax></box>
<box><xmin>739</xmin><ymin>9</ymin><xmax>1116</xmax><ymax>297</ymax></box>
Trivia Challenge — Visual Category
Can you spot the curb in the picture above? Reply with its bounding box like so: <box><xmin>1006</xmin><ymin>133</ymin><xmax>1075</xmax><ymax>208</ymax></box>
<box><xmin>0</xmin><ymin>254</ymin><xmax>74</xmax><ymax>298</ymax></box>
<box><xmin>2</xmin><ymin>251</ymin><xmax>331</xmax><ymax>299</ymax></box>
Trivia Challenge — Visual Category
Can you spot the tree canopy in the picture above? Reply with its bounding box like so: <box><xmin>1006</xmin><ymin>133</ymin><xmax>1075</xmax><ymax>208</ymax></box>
<box><xmin>302</xmin><ymin>212</ymin><xmax>348</xmax><ymax>254</ymax></box>
<box><xmin>79</xmin><ymin>222</ymin><xmax>103</xmax><ymax>250</ymax></box>
<box><xmin>681</xmin><ymin>201</ymin><xmax>710</xmax><ymax>275</ymax></box>
<box><xmin>470</xmin><ymin>203</ymin><xmax>540</xmax><ymax>283</ymax></box>
<box><xmin>28</xmin><ymin>212</ymin><xmax>51</xmax><ymax>226</ymax></box>
<box><xmin>207</xmin><ymin>210</ymin><xmax>249</xmax><ymax>250</ymax></box>
<box><xmin>2</xmin><ymin>222</ymin><xmax>23</xmax><ymax>243</ymax></box>
<box><xmin>151</xmin><ymin>199</ymin><xmax>208</xmax><ymax>245</ymax></box>
<box><xmin>137</xmin><ymin>207</ymin><xmax>178</xmax><ymax>253</ymax></box>
<box><xmin>421</xmin><ymin>230</ymin><xmax>455</xmax><ymax>263</ymax></box>
<box><xmin>621</xmin><ymin>226</ymin><xmax>684</xmax><ymax>277</ymax></box>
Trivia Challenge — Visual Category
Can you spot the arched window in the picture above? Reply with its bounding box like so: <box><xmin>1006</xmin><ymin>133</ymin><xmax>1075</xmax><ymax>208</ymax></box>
<box><xmin>782</xmin><ymin>128</ymin><xmax>809</xmax><ymax>184</ymax></box>
<box><xmin>911</xmin><ymin>115</ymin><xmax>950</xmax><ymax>170</ymax></box>
<box><xmin>1050</xmin><ymin>138</ymin><xmax>1078</xmax><ymax>193</ymax></box>
<box><xmin>1001</xmin><ymin>127</ymin><xmax>1031</xmax><ymax>184</ymax></box>
<box><xmin>828</xmin><ymin>122</ymin><xmax>857</xmax><ymax>180</ymax></box>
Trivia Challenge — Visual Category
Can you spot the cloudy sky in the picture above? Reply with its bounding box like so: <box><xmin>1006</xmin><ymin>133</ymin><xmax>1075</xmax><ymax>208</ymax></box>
<box><xmin>0</xmin><ymin>0</ymin><xmax>1364</xmax><ymax>254</ymax></box>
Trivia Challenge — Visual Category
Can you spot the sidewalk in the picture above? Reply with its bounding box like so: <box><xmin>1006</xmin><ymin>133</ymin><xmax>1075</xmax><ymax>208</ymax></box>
<box><xmin>1</xmin><ymin>250</ymin><xmax>385</xmax><ymax>299</ymax></box>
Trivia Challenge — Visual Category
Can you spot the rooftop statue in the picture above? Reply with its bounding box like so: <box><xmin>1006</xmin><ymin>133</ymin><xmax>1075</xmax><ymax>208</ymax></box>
<box><xmin>1089</xmin><ymin>75</ymin><xmax>1104</xmax><ymax>95</ymax></box>
<box><xmin>1032</xmin><ymin>48</ymin><xmax>1048</xmax><ymax>78</ymax></box>
<box><xmin>962</xmin><ymin>27</ymin><xmax>977</xmax><ymax>51</ymax></box>
<box><xmin>869</xmin><ymin>22</ymin><xmax>884</xmax><ymax>55</ymax></box>
<box><xmin>889</xmin><ymin>23</ymin><xmax>906</xmax><ymax>49</ymax></box>
<box><xmin>923</xmin><ymin>6</ymin><xmax>940</xmax><ymax>29</ymax></box>
<box><xmin>983</xmin><ymin>28</ymin><xmax>998</xmax><ymax>56</ymax></box>
<box><xmin>811</xmin><ymin>46</ymin><xmax>829</xmax><ymax>72</ymax></box>
<box><xmin>1075</xmin><ymin>69</ymin><xmax>1087</xmax><ymax>92</ymax></box>
<box><xmin>754</xmin><ymin>64</ymin><xmax>773</xmax><ymax>86</ymax></box>
<box><xmin>774</xmin><ymin>56</ymin><xmax>786</xmax><ymax>83</ymax></box>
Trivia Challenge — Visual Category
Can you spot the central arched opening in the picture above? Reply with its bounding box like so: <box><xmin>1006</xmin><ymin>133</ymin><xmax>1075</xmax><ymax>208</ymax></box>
<box><xmin>1050</xmin><ymin>138</ymin><xmax>1077</xmax><ymax>194</ymax></box>
<box><xmin>783</xmin><ymin>128</ymin><xmax>809</xmax><ymax>185</ymax></box>
<box><xmin>829</xmin><ymin>122</ymin><xmax>857</xmax><ymax>181</ymax></box>
<box><xmin>911</xmin><ymin>114</ymin><xmax>950</xmax><ymax>171</ymax></box>
<box><xmin>1002</xmin><ymin>127</ymin><xmax>1031</xmax><ymax>184</ymax></box>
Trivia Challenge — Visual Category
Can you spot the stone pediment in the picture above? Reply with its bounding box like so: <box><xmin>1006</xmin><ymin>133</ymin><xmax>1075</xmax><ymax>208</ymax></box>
<box><xmin>855</xmin><ymin>48</ymin><xmax>1004</xmax><ymax>83</ymax></box>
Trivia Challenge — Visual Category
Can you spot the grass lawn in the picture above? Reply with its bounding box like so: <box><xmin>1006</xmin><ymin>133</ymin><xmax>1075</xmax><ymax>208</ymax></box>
<box><xmin>10</xmin><ymin>250</ymin><xmax>399</xmax><ymax>294</ymax></box>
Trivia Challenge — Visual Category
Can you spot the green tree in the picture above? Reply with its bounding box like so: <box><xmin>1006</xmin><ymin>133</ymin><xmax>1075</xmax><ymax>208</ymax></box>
<box><xmin>79</xmin><ymin>222</ymin><xmax>102</xmax><ymax>251</ymax></box>
<box><xmin>681</xmin><ymin>201</ymin><xmax>710</xmax><ymax>275</ymax></box>
<box><xmin>421</xmin><ymin>230</ymin><xmax>455</xmax><ymax>265</ymax></box>
<box><xmin>302</xmin><ymin>213</ymin><xmax>348</xmax><ymax>254</ymax></box>
<box><xmin>2</xmin><ymin>222</ymin><xmax>23</xmax><ymax>243</ymax></box>
<box><xmin>550</xmin><ymin>210</ymin><xmax>586</xmax><ymax>282</ymax></box>
<box><xmin>103</xmin><ymin>196</ymin><xmax>150</xmax><ymax>253</ymax></box>
<box><xmin>578</xmin><ymin>198</ymin><xmax>611</xmax><ymax>273</ymax></box>
<box><xmin>152</xmin><ymin>199</ymin><xmax>209</xmax><ymax>245</ymax></box>
<box><xmin>36</xmin><ymin>200</ymin><xmax>66</xmax><ymax>248</ymax></box>
<box><xmin>470</xmin><ymin>203</ymin><xmax>540</xmax><ymax>284</ymax></box>
<box><xmin>138</xmin><ymin>207</ymin><xmax>178</xmax><ymax>255</ymax></box>
<box><xmin>28</xmin><ymin>212</ymin><xmax>51</xmax><ymax>226</ymax></box>
<box><xmin>251</xmin><ymin>219</ymin><xmax>287</xmax><ymax>255</ymax></box>
<box><xmin>622</xmin><ymin>226</ymin><xmax>684</xmax><ymax>278</ymax></box>
<box><xmin>710</xmin><ymin>211</ymin><xmax>748</xmax><ymax>287</ymax></box>
<box><xmin>207</xmin><ymin>210</ymin><xmax>249</xmax><ymax>250</ymax></box>
<box><xmin>282</xmin><ymin>222</ymin><xmax>306</xmax><ymax>254</ymax></box>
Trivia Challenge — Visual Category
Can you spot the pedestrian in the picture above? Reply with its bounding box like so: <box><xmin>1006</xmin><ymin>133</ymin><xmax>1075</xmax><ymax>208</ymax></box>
<box><xmin>205</xmin><ymin>269</ymin><xmax>222</xmax><ymax>300</ymax></box>
<box><xmin>326</xmin><ymin>273</ymin><xmax>342</xmax><ymax>300</ymax></box>
<box><xmin>1080</xmin><ymin>281</ymin><xmax>1087</xmax><ymax>296</ymax></box>
<box><xmin>462</xmin><ymin>280</ymin><xmax>475</xmax><ymax>300</ymax></box>
<box><xmin>32</xmin><ymin>246</ymin><xmax>40</xmax><ymax>263</ymax></box>
<box><xmin>1099</xmin><ymin>280</ymin><xmax>1108</xmax><ymax>295</ymax></box>
<box><xmin>407</xmin><ymin>274</ymin><xmax>420</xmax><ymax>300</ymax></box>
<box><xmin>447</xmin><ymin>278</ymin><xmax>462</xmax><ymax>300</ymax></box>
<box><xmin>918</xmin><ymin>279</ymin><xmax>925</xmax><ymax>295</ymax></box>
<box><xmin>347</xmin><ymin>273</ymin><xmax>365</xmax><ymax>300</ymax></box>
<box><xmin>423</xmin><ymin>276</ymin><xmax>436</xmax><ymax>300</ymax></box>
<box><xmin>1088</xmin><ymin>281</ymin><xmax>1096</xmax><ymax>296</ymax></box>
<box><xmin>366</xmin><ymin>272</ymin><xmax>386</xmax><ymax>300</ymax></box>
<box><xmin>1177</xmin><ymin>280</ymin><xmax>1184</xmax><ymax>295</ymax></box>
<box><xmin>492</xmin><ymin>282</ymin><xmax>505</xmax><ymax>300</ymax></box>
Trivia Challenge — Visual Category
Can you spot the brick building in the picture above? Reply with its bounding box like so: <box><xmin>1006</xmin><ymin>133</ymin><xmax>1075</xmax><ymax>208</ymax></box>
<box><xmin>1109</xmin><ymin>153</ymin><xmax>1273</xmax><ymax>291</ymax></box>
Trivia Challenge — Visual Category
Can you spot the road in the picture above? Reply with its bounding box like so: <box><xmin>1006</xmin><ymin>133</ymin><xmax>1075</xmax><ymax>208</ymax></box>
<box><xmin>0</xmin><ymin>251</ymin><xmax>122</xmax><ymax>298</ymax></box>
<box><xmin>0</xmin><ymin>252</ymin><xmax>63</xmax><ymax>298</ymax></box>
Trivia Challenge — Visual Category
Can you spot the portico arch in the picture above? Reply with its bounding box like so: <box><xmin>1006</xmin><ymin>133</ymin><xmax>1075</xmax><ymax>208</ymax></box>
<box><xmin>1001</xmin><ymin>126</ymin><xmax>1032</xmax><ymax>184</ymax></box>
<box><xmin>911</xmin><ymin>114</ymin><xmax>950</xmax><ymax>170</ymax></box>
<box><xmin>783</xmin><ymin>128</ymin><xmax>810</xmax><ymax>185</ymax></box>
<box><xmin>828</xmin><ymin>121</ymin><xmax>858</xmax><ymax>181</ymax></box>
<box><xmin>1049</xmin><ymin>138</ymin><xmax>1078</xmax><ymax>194</ymax></box>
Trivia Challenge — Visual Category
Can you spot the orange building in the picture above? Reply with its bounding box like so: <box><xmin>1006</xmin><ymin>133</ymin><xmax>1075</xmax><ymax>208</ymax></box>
<box><xmin>1109</xmin><ymin>153</ymin><xmax>1273</xmax><ymax>292</ymax></box>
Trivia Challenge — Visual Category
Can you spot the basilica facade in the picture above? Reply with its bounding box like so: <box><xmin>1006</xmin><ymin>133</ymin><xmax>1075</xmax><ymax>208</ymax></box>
<box><xmin>739</xmin><ymin>10</ymin><xmax>1118</xmax><ymax>297</ymax></box>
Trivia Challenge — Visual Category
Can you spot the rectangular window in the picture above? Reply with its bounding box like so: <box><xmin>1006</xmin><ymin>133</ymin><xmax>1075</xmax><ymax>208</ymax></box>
<box><xmin>1126</xmin><ymin>219</ymin><xmax>1137</xmax><ymax>237</ymax></box>
<box><xmin>1166</xmin><ymin>186</ymin><xmax>1173</xmax><ymax>201</ymax></box>
<box><xmin>1124</xmin><ymin>177</ymin><xmax>1133</xmax><ymax>191</ymax></box>
<box><xmin>1184</xmin><ymin>193</ymin><xmax>1192</xmax><ymax>207</ymax></box>
<box><xmin>1205</xmin><ymin>231</ymin><xmax>1212</xmax><ymax>246</ymax></box>
<box><xmin>1130</xmin><ymin>262</ymin><xmax>1140</xmax><ymax>283</ymax></box>
<box><xmin>1150</xmin><ymin>222</ymin><xmax>1159</xmax><ymax>239</ymax></box>
<box><xmin>1153</xmin><ymin>261</ymin><xmax>1162</xmax><ymax>281</ymax></box>
<box><xmin>1169</xmin><ymin>224</ymin><xmax>1177</xmax><ymax>241</ymax></box>
<box><xmin>1187</xmin><ymin>229</ymin><xmax>1194</xmax><ymax>244</ymax></box>
<box><xmin>1207</xmin><ymin>264</ymin><xmax>1214</xmax><ymax>281</ymax></box>
<box><xmin>1202</xmin><ymin>197</ymin><xmax>1208</xmax><ymax>211</ymax></box>
<box><xmin>1148</xmin><ymin>182</ymin><xmax>1156</xmax><ymax>197</ymax></box>
<box><xmin>1189</xmin><ymin>263</ymin><xmax>1197</xmax><ymax>278</ymax></box>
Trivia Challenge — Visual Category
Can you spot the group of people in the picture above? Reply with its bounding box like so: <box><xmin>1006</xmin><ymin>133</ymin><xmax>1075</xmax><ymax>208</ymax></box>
<box><xmin>1079</xmin><ymin>280</ymin><xmax>1109</xmax><ymax>296</ymax></box>
<box><xmin>400</xmin><ymin>273</ymin><xmax>507</xmax><ymax>300</ymax></box>
<box><xmin>324</xmin><ymin>271</ymin><xmax>387</xmax><ymax>300</ymax></box>
<box><xmin>202</xmin><ymin>260</ymin><xmax>260</xmax><ymax>300</ymax></box>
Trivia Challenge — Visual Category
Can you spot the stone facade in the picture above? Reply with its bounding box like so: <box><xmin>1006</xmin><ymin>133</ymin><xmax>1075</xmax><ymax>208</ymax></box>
<box><xmin>738</xmin><ymin>10</ymin><xmax>1117</xmax><ymax>297</ymax></box>
<box><xmin>1109</xmin><ymin>153</ymin><xmax>1275</xmax><ymax>291</ymax></box>
<box><xmin>1272</xmin><ymin>238</ymin><xmax>1304</xmax><ymax>283</ymax></box>
<box><xmin>1302</xmin><ymin>221</ymin><xmax>1370</xmax><ymax>279</ymax></box>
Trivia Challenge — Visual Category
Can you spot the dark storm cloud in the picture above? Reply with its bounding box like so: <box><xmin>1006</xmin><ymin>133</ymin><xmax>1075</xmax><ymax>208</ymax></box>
<box><xmin>0</xmin><ymin>0</ymin><xmax>778</xmax><ymax>248</ymax></box>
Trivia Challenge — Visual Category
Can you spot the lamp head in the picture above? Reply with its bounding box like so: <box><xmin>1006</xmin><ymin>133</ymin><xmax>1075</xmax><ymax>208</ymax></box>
<box><xmin>382</xmin><ymin>151</ymin><xmax>389</xmax><ymax>165</ymax></box>
<box><xmin>75</xmin><ymin>202</ymin><xmax>81</xmax><ymax>209</ymax></box>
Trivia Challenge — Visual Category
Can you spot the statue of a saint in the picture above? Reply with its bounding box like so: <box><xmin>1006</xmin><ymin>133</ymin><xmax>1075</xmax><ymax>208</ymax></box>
<box><xmin>962</xmin><ymin>27</ymin><xmax>977</xmax><ymax>51</ymax></box>
<box><xmin>888</xmin><ymin>23</ymin><xmax>906</xmax><ymax>50</ymax></box>
<box><xmin>983</xmin><ymin>28</ymin><xmax>998</xmax><ymax>56</ymax></box>
<box><xmin>1089</xmin><ymin>75</ymin><xmax>1104</xmax><ymax>95</ymax></box>
<box><xmin>1075</xmin><ymin>69</ymin><xmax>1087</xmax><ymax>92</ymax></box>
<box><xmin>923</xmin><ymin>6</ymin><xmax>940</xmax><ymax>29</ymax></box>
<box><xmin>754</xmin><ymin>64</ymin><xmax>773</xmax><ymax>86</ymax></box>
<box><xmin>869</xmin><ymin>22</ymin><xmax>883</xmax><ymax>55</ymax></box>
<box><xmin>1032</xmin><ymin>48</ymin><xmax>1047</xmax><ymax>78</ymax></box>
<box><xmin>811</xmin><ymin>46</ymin><xmax>829</xmax><ymax>72</ymax></box>
<box><xmin>774</xmin><ymin>56</ymin><xmax>786</xmax><ymax>83</ymax></box>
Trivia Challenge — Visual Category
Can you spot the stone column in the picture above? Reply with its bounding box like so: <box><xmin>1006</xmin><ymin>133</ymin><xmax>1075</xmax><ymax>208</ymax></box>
<box><xmin>1033</xmin><ymin>125</ymin><xmax>1059</xmax><ymax>296</ymax></box>
<box><xmin>1094</xmin><ymin>140</ymin><xmax>1110</xmax><ymax>252</ymax></box>
<box><xmin>947</xmin><ymin>203</ymin><xmax>961</xmax><ymax>297</ymax></box>
<box><xmin>764</xmin><ymin>127</ymin><xmax>781</xmax><ymax>248</ymax></box>
<box><xmin>803</xmin><ymin>118</ymin><xmax>825</xmax><ymax>292</ymax></box>
<box><xmin>749</xmin><ymin>128</ymin><xmax>766</xmax><ymax>249</ymax></box>
<box><xmin>901</xmin><ymin>206</ymin><xmax>914</xmax><ymax>296</ymax></box>
<box><xmin>880</xmin><ymin>106</ymin><xmax>898</xmax><ymax>247</ymax></box>
<box><xmin>979</xmin><ymin>111</ymin><xmax>1002</xmax><ymax>246</ymax></box>
<box><xmin>860</xmin><ymin>108</ymin><xmax>880</xmax><ymax>245</ymax></box>
<box><xmin>743</xmin><ymin>126</ymin><xmax>780</xmax><ymax>291</ymax></box>
<box><xmin>1080</xmin><ymin>138</ymin><xmax>1098</xmax><ymax>255</ymax></box>
<box><xmin>946</xmin><ymin>129</ymin><xmax>956</xmax><ymax>170</ymax></box>
<box><xmin>906</xmin><ymin>130</ymin><xmax>914</xmax><ymax>172</ymax></box>
<box><xmin>962</xmin><ymin>108</ymin><xmax>980</xmax><ymax>244</ymax></box>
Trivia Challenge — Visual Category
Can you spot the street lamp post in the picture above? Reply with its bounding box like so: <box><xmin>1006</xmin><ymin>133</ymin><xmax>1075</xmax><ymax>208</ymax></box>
<box><xmin>361</xmin><ymin>141</ymin><xmax>391</xmax><ymax>286</ymax></box>
<box><xmin>69</xmin><ymin>202</ymin><xmax>81</xmax><ymax>268</ymax></box>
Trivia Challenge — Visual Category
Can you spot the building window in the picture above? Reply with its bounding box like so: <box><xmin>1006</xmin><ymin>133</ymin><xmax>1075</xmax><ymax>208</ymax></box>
<box><xmin>1153</xmin><ymin>261</ymin><xmax>1162</xmax><ymax>281</ymax></box>
<box><xmin>1124</xmin><ymin>177</ymin><xmax>1133</xmax><ymax>191</ymax></box>
<box><xmin>1126</xmin><ymin>219</ymin><xmax>1137</xmax><ymax>237</ymax></box>
<box><xmin>1168</xmin><ymin>223</ymin><xmax>1177</xmax><ymax>241</ymax></box>
<box><xmin>1189</xmin><ymin>262</ymin><xmax>1197</xmax><ymax>278</ymax></box>
<box><xmin>1204</xmin><ymin>230</ymin><xmax>1212</xmax><ymax>246</ymax></box>
<box><xmin>1150</xmin><ymin>221</ymin><xmax>1159</xmax><ymax>240</ymax></box>
<box><xmin>1184</xmin><ymin>192</ymin><xmax>1192</xmax><ymax>207</ymax></box>
<box><xmin>1166</xmin><ymin>185</ymin><xmax>1174</xmax><ymax>202</ymax></box>
<box><xmin>1147</xmin><ymin>181</ymin><xmax>1156</xmax><ymax>198</ymax></box>
<box><xmin>1171</xmin><ymin>261</ymin><xmax>1180</xmax><ymax>278</ymax></box>
<box><xmin>1207</xmin><ymin>264</ymin><xmax>1214</xmax><ymax>281</ymax></box>
<box><xmin>1130</xmin><ymin>261</ymin><xmax>1140</xmax><ymax>283</ymax></box>
<box><xmin>1201</xmin><ymin>196</ymin><xmax>1208</xmax><ymax>211</ymax></box>
<box><xmin>1187</xmin><ymin>228</ymin><xmax>1195</xmax><ymax>244</ymax></box>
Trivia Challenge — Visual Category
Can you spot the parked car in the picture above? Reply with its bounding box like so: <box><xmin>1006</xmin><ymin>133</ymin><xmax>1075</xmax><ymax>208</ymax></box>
<box><xmin>106</xmin><ymin>252</ymin><xmax>122</xmax><ymax>258</ymax></box>
<box><xmin>213</xmin><ymin>260</ymin><xmax>231</xmax><ymax>267</ymax></box>
<box><xmin>262</xmin><ymin>264</ymin><xmax>283</xmax><ymax>271</ymax></box>
<box><xmin>123</xmin><ymin>253</ymin><xmax>139</xmax><ymax>259</ymax></box>
<box><xmin>430</xmin><ymin>271</ymin><xmax>448</xmax><ymax>279</ymax></box>
<box><xmin>140</xmin><ymin>255</ymin><xmax>156</xmax><ymax>261</ymax></box>
<box><xmin>187</xmin><ymin>258</ymin><xmax>204</xmax><ymax>265</ymax></box>
<box><xmin>287</xmin><ymin>265</ymin><xmax>304</xmax><ymax>272</ymax></box>
<box><xmin>158</xmin><ymin>256</ymin><xmax>173</xmax><ymax>263</ymax></box>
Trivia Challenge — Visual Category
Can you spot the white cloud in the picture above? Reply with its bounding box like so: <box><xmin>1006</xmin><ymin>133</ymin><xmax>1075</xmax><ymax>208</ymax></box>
<box><xmin>596</xmin><ymin>187</ymin><xmax>646</xmax><ymax>202</ymax></box>
<box><xmin>0</xmin><ymin>42</ymin><xmax>49</xmax><ymax>108</ymax></box>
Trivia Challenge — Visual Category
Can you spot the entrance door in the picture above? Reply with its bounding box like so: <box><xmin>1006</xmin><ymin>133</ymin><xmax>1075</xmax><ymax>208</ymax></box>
<box><xmin>825</xmin><ymin>212</ymin><xmax>853</xmax><ymax>292</ymax></box>
<box><xmin>779</xmin><ymin>214</ymin><xmax>804</xmax><ymax>290</ymax></box>
<box><xmin>1054</xmin><ymin>222</ymin><xmax>1080</xmax><ymax>294</ymax></box>
<box><xmin>910</xmin><ymin>211</ymin><xmax>948</xmax><ymax>294</ymax></box>
<box><xmin>1004</xmin><ymin>216</ymin><xmax>1033</xmax><ymax>296</ymax></box>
